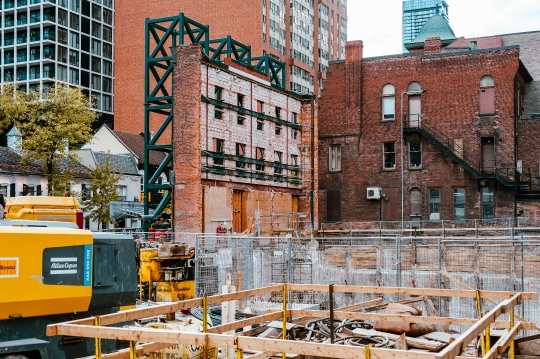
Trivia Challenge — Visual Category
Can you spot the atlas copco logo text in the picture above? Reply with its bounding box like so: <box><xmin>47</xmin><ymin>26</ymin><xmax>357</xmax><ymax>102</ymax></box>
<box><xmin>51</xmin><ymin>262</ymin><xmax>78</xmax><ymax>270</ymax></box>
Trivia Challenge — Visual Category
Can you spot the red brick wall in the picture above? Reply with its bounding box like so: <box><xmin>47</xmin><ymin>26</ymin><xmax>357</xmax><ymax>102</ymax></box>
<box><xmin>319</xmin><ymin>45</ymin><xmax>524</xmax><ymax>223</ymax></box>
<box><xmin>173</xmin><ymin>45</ymin><xmax>204</xmax><ymax>233</ymax></box>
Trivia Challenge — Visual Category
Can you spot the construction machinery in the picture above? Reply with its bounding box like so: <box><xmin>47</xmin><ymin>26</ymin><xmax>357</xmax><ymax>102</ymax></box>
<box><xmin>0</xmin><ymin>226</ymin><xmax>137</xmax><ymax>359</ymax></box>
<box><xmin>5</xmin><ymin>196</ymin><xmax>84</xmax><ymax>229</ymax></box>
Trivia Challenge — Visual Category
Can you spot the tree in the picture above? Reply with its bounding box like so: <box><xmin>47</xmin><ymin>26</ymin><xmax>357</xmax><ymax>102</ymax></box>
<box><xmin>16</xmin><ymin>82</ymin><xmax>98</xmax><ymax>194</ymax></box>
<box><xmin>83</xmin><ymin>153</ymin><xmax>121</xmax><ymax>230</ymax></box>
<box><xmin>0</xmin><ymin>82</ymin><xmax>35</xmax><ymax>132</ymax></box>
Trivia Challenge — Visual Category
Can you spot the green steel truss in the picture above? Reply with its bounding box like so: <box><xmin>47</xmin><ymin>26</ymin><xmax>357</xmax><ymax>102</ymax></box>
<box><xmin>144</xmin><ymin>13</ymin><xmax>287</xmax><ymax>224</ymax></box>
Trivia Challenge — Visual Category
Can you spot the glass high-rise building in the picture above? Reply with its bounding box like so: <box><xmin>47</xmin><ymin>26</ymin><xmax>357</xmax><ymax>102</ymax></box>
<box><xmin>402</xmin><ymin>0</ymin><xmax>449</xmax><ymax>52</ymax></box>
<box><xmin>0</xmin><ymin>0</ymin><xmax>114</xmax><ymax>128</ymax></box>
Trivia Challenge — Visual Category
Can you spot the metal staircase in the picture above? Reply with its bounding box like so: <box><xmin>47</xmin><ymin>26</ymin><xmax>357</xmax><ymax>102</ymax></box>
<box><xmin>403</xmin><ymin>121</ymin><xmax>531</xmax><ymax>188</ymax></box>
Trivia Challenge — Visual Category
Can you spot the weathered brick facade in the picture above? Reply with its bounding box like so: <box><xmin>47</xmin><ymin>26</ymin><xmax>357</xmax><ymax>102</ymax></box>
<box><xmin>173</xmin><ymin>45</ymin><xmax>318</xmax><ymax>233</ymax></box>
<box><xmin>319</xmin><ymin>40</ymin><xmax>536</xmax><ymax>224</ymax></box>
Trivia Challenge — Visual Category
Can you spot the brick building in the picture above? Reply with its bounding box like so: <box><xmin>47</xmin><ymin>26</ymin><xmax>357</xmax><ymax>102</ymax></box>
<box><xmin>115</xmin><ymin>0</ymin><xmax>346</xmax><ymax>134</ymax></box>
<box><xmin>172</xmin><ymin>44</ymin><xmax>317</xmax><ymax>234</ymax></box>
<box><xmin>318</xmin><ymin>30</ymin><xmax>538</xmax><ymax>223</ymax></box>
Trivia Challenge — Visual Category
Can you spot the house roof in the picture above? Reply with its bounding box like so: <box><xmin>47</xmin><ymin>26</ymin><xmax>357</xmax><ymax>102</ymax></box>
<box><xmin>111</xmin><ymin>130</ymin><xmax>167</xmax><ymax>167</ymax></box>
<box><xmin>446</xmin><ymin>36</ymin><xmax>503</xmax><ymax>50</ymax></box>
<box><xmin>412</xmin><ymin>14</ymin><xmax>456</xmax><ymax>43</ymax></box>
<box><xmin>92</xmin><ymin>151</ymin><xmax>140</xmax><ymax>175</ymax></box>
<box><xmin>0</xmin><ymin>147</ymin><xmax>91</xmax><ymax>177</ymax></box>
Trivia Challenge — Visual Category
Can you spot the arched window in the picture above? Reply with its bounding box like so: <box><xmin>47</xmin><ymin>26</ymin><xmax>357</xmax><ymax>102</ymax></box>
<box><xmin>382</xmin><ymin>84</ymin><xmax>395</xmax><ymax>121</ymax></box>
<box><xmin>408</xmin><ymin>82</ymin><xmax>422</xmax><ymax>92</ymax></box>
<box><xmin>479</xmin><ymin>75</ymin><xmax>495</xmax><ymax>114</ymax></box>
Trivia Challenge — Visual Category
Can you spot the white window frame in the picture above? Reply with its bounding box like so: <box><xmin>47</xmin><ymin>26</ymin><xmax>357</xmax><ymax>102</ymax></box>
<box><xmin>329</xmin><ymin>145</ymin><xmax>341</xmax><ymax>172</ymax></box>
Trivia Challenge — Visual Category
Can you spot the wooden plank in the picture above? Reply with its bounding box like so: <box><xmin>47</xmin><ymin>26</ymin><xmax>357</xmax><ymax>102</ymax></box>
<box><xmin>440</xmin><ymin>270</ymin><xmax>540</xmax><ymax>332</ymax></box>
<box><xmin>336</xmin><ymin>298</ymin><xmax>384</xmax><ymax>311</ymax></box>
<box><xmin>246</xmin><ymin>351</ymin><xmax>279</xmax><ymax>359</ymax></box>
<box><xmin>208</xmin><ymin>312</ymin><xmax>282</xmax><ymax>334</ymax></box>
<box><xmin>281</xmin><ymin>284</ymin><xmax>537</xmax><ymax>300</ymax></box>
<box><xmin>292</xmin><ymin>309</ymin><xmax>486</xmax><ymax>327</ymax></box>
<box><xmin>436</xmin><ymin>294</ymin><xmax>520</xmax><ymax>359</ymax></box>
<box><xmin>50</xmin><ymin>323</ymin><xmax>439</xmax><ymax>359</ymax></box>
<box><xmin>496</xmin><ymin>322</ymin><xmax>522</xmax><ymax>355</ymax></box>
<box><xmin>424</xmin><ymin>297</ymin><xmax>449</xmax><ymax>333</ymax></box>
<box><xmin>83</xmin><ymin>342</ymin><xmax>174</xmax><ymax>359</ymax></box>
<box><xmin>364</xmin><ymin>297</ymin><xmax>425</xmax><ymax>312</ymax></box>
<box><xmin>371</xmin><ymin>347</ymin><xmax>436</xmax><ymax>359</ymax></box>
<box><xmin>351</xmin><ymin>328</ymin><xmax>445</xmax><ymax>351</ymax></box>
<box><xmin>46</xmin><ymin>285</ymin><xmax>282</xmax><ymax>335</ymax></box>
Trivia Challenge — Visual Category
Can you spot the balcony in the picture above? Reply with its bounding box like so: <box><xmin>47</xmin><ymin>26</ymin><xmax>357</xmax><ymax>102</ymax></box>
<box><xmin>5</xmin><ymin>1</ymin><xmax>15</xmax><ymax>9</ymax></box>
<box><xmin>4</xmin><ymin>57</ymin><xmax>15</xmax><ymax>64</ymax></box>
<box><xmin>29</xmin><ymin>72</ymin><xmax>40</xmax><ymax>80</ymax></box>
<box><xmin>4</xmin><ymin>38</ymin><xmax>15</xmax><ymax>46</ymax></box>
<box><xmin>5</xmin><ymin>19</ymin><xmax>15</xmax><ymax>27</ymax></box>
<box><xmin>17</xmin><ymin>0</ymin><xmax>28</xmax><ymax>6</ymax></box>
<box><xmin>30</xmin><ymin>14</ymin><xmax>40</xmax><ymax>23</ymax></box>
<box><xmin>17</xmin><ymin>55</ymin><xmax>27</xmax><ymax>62</ymax></box>
<box><xmin>16</xmin><ymin>73</ymin><xmax>27</xmax><ymax>81</ymax></box>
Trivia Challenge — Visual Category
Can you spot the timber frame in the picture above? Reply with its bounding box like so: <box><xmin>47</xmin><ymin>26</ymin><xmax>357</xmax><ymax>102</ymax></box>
<box><xmin>143</xmin><ymin>13</ymin><xmax>287</xmax><ymax>226</ymax></box>
<box><xmin>46</xmin><ymin>284</ymin><xmax>538</xmax><ymax>359</ymax></box>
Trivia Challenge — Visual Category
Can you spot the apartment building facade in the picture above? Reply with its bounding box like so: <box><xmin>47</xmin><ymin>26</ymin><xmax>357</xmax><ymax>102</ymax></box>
<box><xmin>0</xmin><ymin>0</ymin><xmax>114</xmax><ymax>128</ymax></box>
<box><xmin>115</xmin><ymin>0</ymin><xmax>346</xmax><ymax>134</ymax></box>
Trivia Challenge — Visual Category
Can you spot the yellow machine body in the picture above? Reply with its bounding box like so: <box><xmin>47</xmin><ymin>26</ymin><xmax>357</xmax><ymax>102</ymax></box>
<box><xmin>139</xmin><ymin>249</ymin><xmax>162</xmax><ymax>282</ymax></box>
<box><xmin>5</xmin><ymin>196</ymin><xmax>81</xmax><ymax>223</ymax></box>
<box><xmin>0</xmin><ymin>227</ymin><xmax>93</xmax><ymax>320</ymax></box>
<box><xmin>156</xmin><ymin>281</ymin><xmax>195</xmax><ymax>302</ymax></box>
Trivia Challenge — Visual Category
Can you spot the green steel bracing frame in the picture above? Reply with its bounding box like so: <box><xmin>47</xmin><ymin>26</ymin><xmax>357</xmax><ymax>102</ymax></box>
<box><xmin>144</xmin><ymin>13</ymin><xmax>286</xmax><ymax>226</ymax></box>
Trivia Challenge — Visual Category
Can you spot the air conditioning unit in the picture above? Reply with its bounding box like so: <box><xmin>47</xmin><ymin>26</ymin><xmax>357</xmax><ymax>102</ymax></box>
<box><xmin>367</xmin><ymin>187</ymin><xmax>382</xmax><ymax>200</ymax></box>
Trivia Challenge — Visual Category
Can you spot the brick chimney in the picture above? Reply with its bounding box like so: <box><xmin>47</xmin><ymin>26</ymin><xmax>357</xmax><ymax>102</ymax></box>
<box><xmin>346</xmin><ymin>40</ymin><xmax>363</xmax><ymax>64</ymax></box>
<box><xmin>423</xmin><ymin>36</ymin><xmax>442</xmax><ymax>55</ymax></box>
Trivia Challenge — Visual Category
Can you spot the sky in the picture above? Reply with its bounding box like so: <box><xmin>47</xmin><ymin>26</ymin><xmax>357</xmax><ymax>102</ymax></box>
<box><xmin>347</xmin><ymin>0</ymin><xmax>540</xmax><ymax>58</ymax></box>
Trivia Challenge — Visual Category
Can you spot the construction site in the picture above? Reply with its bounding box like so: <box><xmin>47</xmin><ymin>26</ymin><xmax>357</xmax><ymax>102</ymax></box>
<box><xmin>2</xmin><ymin>9</ymin><xmax>540</xmax><ymax>359</ymax></box>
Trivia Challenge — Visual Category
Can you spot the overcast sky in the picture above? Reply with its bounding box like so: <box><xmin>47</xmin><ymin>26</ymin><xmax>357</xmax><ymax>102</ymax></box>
<box><xmin>348</xmin><ymin>0</ymin><xmax>540</xmax><ymax>58</ymax></box>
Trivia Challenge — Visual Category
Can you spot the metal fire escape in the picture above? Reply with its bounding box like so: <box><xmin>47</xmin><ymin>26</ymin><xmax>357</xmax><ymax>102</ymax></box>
<box><xmin>403</xmin><ymin>120</ymin><xmax>531</xmax><ymax>188</ymax></box>
<box><xmin>143</xmin><ymin>13</ymin><xmax>287</xmax><ymax>226</ymax></box>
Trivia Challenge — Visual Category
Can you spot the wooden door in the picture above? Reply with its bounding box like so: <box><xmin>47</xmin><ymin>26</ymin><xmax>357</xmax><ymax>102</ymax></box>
<box><xmin>233</xmin><ymin>191</ymin><xmax>245</xmax><ymax>233</ymax></box>
<box><xmin>382</xmin><ymin>188</ymin><xmax>399</xmax><ymax>222</ymax></box>
<box><xmin>481</xmin><ymin>137</ymin><xmax>495</xmax><ymax>174</ymax></box>
<box><xmin>409</xmin><ymin>96</ymin><xmax>421</xmax><ymax>127</ymax></box>
<box><xmin>326</xmin><ymin>190</ymin><xmax>341</xmax><ymax>222</ymax></box>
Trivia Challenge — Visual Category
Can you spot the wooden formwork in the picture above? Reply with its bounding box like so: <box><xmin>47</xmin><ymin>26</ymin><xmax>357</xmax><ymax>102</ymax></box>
<box><xmin>46</xmin><ymin>285</ymin><xmax>538</xmax><ymax>359</ymax></box>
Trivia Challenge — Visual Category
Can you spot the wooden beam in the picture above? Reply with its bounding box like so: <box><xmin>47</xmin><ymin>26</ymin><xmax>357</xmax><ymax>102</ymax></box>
<box><xmin>50</xmin><ymin>323</ymin><xmax>439</xmax><ymax>359</ymax></box>
<box><xmin>245</xmin><ymin>351</ymin><xmax>279</xmax><ymax>359</ymax></box>
<box><xmin>280</xmin><ymin>284</ymin><xmax>537</xmax><ymax>300</ymax></box>
<box><xmin>208</xmin><ymin>312</ymin><xmax>283</xmax><ymax>334</ymax></box>
<box><xmin>46</xmin><ymin>285</ymin><xmax>282</xmax><ymax>335</ymax></box>
<box><xmin>436</xmin><ymin>294</ymin><xmax>521</xmax><ymax>359</ymax></box>
<box><xmin>336</xmin><ymin>298</ymin><xmax>384</xmax><ymax>311</ymax></box>
<box><xmin>440</xmin><ymin>270</ymin><xmax>540</xmax><ymax>332</ymax></box>
<box><xmin>496</xmin><ymin>322</ymin><xmax>522</xmax><ymax>355</ymax></box>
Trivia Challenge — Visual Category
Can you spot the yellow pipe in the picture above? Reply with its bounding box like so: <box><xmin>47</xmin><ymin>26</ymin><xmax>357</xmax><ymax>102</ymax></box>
<box><xmin>203</xmin><ymin>296</ymin><xmax>208</xmax><ymax>359</ymax></box>
<box><xmin>510</xmin><ymin>308</ymin><xmax>515</xmax><ymax>359</ymax></box>
<box><xmin>235</xmin><ymin>334</ymin><xmax>243</xmax><ymax>359</ymax></box>
<box><xmin>282</xmin><ymin>283</ymin><xmax>288</xmax><ymax>359</ymax></box>
<box><xmin>364</xmin><ymin>343</ymin><xmax>372</xmax><ymax>359</ymax></box>
<box><xmin>129</xmin><ymin>341</ymin><xmax>137</xmax><ymax>359</ymax></box>
<box><xmin>94</xmin><ymin>316</ymin><xmax>102</xmax><ymax>359</ymax></box>
<box><xmin>475</xmin><ymin>290</ymin><xmax>486</xmax><ymax>356</ymax></box>
<box><xmin>485</xmin><ymin>310</ymin><xmax>491</xmax><ymax>352</ymax></box>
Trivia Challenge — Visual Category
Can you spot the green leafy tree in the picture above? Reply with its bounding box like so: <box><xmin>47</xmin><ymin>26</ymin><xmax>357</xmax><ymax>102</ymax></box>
<box><xmin>83</xmin><ymin>153</ymin><xmax>122</xmax><ymax>230</ymax></box>
<box><xmin>0</xmin><ymin>82</ymin><xmax>35</xmax><ymax>132</ymax></box>
<box><xmin>16</xmin><ymin>82</ymin><xmax>98</xmax><ymax>194</ymax></box>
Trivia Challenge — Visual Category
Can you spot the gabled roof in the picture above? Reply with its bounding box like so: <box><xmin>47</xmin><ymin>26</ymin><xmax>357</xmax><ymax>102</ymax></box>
<box><xmin>413</xmin><ymin>14</ymin><xmax>456</xmax><ymax>43</ymax></box>
<box><xmin>92</xmin><ymin>151</ymin><xmax>140</xmax><ymax>175</ymax></box>
<box><xmin>0</xmin><ymin>147</ymin><xmax>91</xmax><ymax>177</ymax></box>
<box><xmin>111</xmin><ymin>130</ymin><xmax>167</xmax><ymax>167</ymax></box>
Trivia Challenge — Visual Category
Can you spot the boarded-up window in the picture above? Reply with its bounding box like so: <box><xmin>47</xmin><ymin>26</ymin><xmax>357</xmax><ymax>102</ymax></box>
<box><xmin>327</xmin><ymin>190</ymin><xmax>341</xmax><ymax>222</ymax></box>
<box><xmin>479</xmin><ymin>75</ymin><xmax>495</xmax><ymax>114</ymax></box>
<box><xmin>410</xmin><ymin>188</ymin><xmax>421</xmax><ymax>216</ymax></box>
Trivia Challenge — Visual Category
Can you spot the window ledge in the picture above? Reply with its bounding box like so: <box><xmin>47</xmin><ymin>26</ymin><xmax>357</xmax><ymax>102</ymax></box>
<box><xmin>329</xmin><ymin>170</ymin><xmax>342</xmax><ymax>173</ymax></box>
<box><xmin>479</xmin><ymin>113</ymin><xmax>496</xmax><ymax>117</ymax></box>
<box><xmin>382</xmin><ymin>119</ymin><xmax>396</xmax><ymax>123</ymax></box>
<box><xmin>383</xmin><ymin>168</ymin><xmax>396</xmax><ymax>172</ymax></box>
<box><xmin>409</xmin><ymin>167</ymin><xmax>422</xmax><ymax>171</ymax></box>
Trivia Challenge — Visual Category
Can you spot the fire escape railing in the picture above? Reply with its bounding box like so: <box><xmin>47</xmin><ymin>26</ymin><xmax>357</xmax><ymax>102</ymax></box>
<box><xmin>404</xmin><ymin>115</ymin><xmax>531</xmax><ymax>188</ymax></box>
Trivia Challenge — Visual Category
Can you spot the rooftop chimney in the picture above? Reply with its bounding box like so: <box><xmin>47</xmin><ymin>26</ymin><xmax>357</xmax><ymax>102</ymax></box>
<box><xmin>423</xmin><ymin>36</ymin><xmax>442</xmax><ymax>55</ymax></box>
<box><xmin>346</xmin><ymin>40</ymin><xmax>364</xmax><ymax>64</ymax></box>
